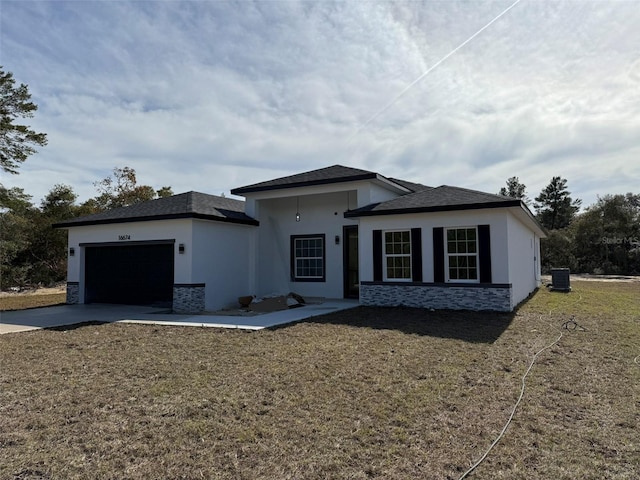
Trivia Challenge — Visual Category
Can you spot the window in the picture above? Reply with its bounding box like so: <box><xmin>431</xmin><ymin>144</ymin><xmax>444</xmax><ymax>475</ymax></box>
<box><xmin>291</xmin><ymin>235</ymin><xmax>325</xmax><ymax>281</ymax></box>
<box><xmin>384</xmin><ymin>230</ymin><xmax>411</xmax><ymax>280</ymax></box>
<box><xmin>446</xmin><ymin>227</ymin><xmax>478</xmax><ymax>282</ymax></box>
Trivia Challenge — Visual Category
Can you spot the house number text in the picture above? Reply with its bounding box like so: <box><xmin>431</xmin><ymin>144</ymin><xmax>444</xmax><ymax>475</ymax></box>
<box><xmin>118</xmin><ymin>235</ymin><xmax>131</xmax><ymax>241</ymax></box>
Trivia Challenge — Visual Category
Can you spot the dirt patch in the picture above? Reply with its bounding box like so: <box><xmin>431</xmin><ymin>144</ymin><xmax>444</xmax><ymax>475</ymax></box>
<box><xmin>0</xmin><ymin>281</ymin><xmax>638</xmax><ymax>479</ymax></box>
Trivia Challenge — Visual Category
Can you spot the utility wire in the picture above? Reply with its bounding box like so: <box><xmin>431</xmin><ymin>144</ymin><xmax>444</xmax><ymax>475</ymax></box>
<box><xmin>458</xmin><ymin>291</ymin><xmax>586</xmax><ymax>479</ymax></box>
<box><xmin>349</xmin><ymin>0</ymin><xmax>522</xmax><ymax>140</ymax></box>
<box><xmin>457</xmin><ymin>329</ymin><xmax>563</xmax><ymax>480</ymax></box>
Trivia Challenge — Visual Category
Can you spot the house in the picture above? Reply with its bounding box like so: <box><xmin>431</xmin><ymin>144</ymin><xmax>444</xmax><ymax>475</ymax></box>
<box><xmin>54</xmin><ymin>165</ymin><xmax>545</xmax><ymax>313</ymax></box>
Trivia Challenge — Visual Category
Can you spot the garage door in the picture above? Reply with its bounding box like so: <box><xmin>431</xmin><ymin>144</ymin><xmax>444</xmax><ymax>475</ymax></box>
<box><xmin>84</xmin><ymin>242</ymin><xmax>174</xmax><ymax>306</ymax></box>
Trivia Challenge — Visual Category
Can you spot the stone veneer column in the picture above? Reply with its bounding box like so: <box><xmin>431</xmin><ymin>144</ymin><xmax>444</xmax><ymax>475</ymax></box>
<box><xmin>66</xmin><ymin>282</ymin><xmax>80</xmax><ymax>304</ymax></box>
<box><xmin>173</xmin><ymin>284</ymin><xmax>206</xmax><ymax>314</ymax></box>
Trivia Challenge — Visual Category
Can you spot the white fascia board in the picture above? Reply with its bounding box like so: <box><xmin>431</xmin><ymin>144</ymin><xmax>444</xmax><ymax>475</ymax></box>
<box><xmin>241</xmin><ymin>181</ymin><xmax>361</xmax><ymax>201</ymax></box>
<box><xmin>373</xmin><ymin>174</ymin><xmax>412</xmax><ymax>194</ymax></box>
<box><xmin>240</xmin><ymin>177</ymin><xmax>410</xmax><ymax>202</ymax></box>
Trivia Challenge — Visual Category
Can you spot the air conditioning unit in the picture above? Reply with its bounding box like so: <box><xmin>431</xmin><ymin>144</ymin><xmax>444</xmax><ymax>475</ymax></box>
<box><xmin>550</xmin><ymin>268</ymin><xmax>571</xmax><ymax>292</ymax></box>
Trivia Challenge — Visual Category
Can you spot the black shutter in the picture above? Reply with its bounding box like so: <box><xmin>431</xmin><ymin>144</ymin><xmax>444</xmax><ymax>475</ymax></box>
<box><xmin>411</xmin><ymin>228</ymin><xmax>422</xmax><ymax>282</ymax></box>
<box><xmin>290</xmin><ymin>236</ymin><xmax>295</xmax><ymax>281</ymax></box>
<box><xmin>478</xmin><ymin>224</ymin><xmax>492</xmax><ymax>283</ymax></box>
<box><xmin>433</xmin><ymin>227</ymin><xmax>444</xmax><ymax>283</ymax></box>
<box><xmin>373</xmin><ymin>230</ymin><xmax>383</xmax><ymax>282</ymax></box>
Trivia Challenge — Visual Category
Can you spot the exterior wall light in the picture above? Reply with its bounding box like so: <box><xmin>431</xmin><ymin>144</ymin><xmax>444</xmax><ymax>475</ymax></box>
<box><xmin>335</xmin><ymin>235</ymin><xmax>340</xmax><ymax>245</ymax></box>
<box><xmin>179</xmin><ymin>244</ymin><xmax>185</xmax><ymax>254</ymax></box>
<box><xmin>295</xmin><ymin>196</ymin><xmax>301</xmax><ymax>222</ymax></box>
<box><xmin>69</xmin><ymin>247</ymin><xmax>75</xmax><ymax>257</ymax></box>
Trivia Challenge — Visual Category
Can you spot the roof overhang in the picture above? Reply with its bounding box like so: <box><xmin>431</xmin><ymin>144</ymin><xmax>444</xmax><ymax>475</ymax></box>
<box><xmin>231</xmin><ymin>172</ymin><xmax>377</xmax><ymax>195</ymax></box>
<box><xmin>373</xmin><ymin>174</ymin><xmax>412</xmax><ymax>194</ymax></box>
<box><xmin>344</xmin><ymin>199</ymin><xmax>523</xmax><ymax>218</ymax></box>
<box><xmin>509</xmin><ymin>204</ymin><xmax>547</xmax><ymax>238</ymax></box>
<box><xmin>53</xmin><ymin>212</ymin><xmax>259</xmax><ymax>229</ymax></box>
<box><xmin>231</xmin><ymin>173</ymin><xmax>411</xmax><ymax>196</ymax></box>
<box><xmin>345</xmin><ymin>199</ymin><xmax>547</xmax><ymax>238</ymax></box>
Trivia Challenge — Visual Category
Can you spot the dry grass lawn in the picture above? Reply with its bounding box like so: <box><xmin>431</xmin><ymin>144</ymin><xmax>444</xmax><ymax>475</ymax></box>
<box><xmin>0</xmin><ymin>281</ymin><xmax>638</xmax><ymax>479</ymax></box>
<box><xmin>0</xmin><ymin>293</ymin><xmax>66</xmax><ymax>312</ymax></box>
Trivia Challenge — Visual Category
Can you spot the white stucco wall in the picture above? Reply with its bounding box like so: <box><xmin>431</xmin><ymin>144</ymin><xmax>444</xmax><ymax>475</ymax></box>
<box><xmin>507</xmin><ymin>212</ymin><xmax>541</xmax><ymax>306</ymax></box>
<box><xmin>252</xmin><ymin>191</ymin><xmax>359</xmax><ymax>298</ymax></box>
<box><xmin>242</xmin><ymin>178</ymin><xmax>407</xmax><ymax>216</ymax></box>
<box><xmin>358</xmin><ymin>209</ymin><xmax>510</xmax><ymax>285</ymax></box>
<box><xmin>357</xmin><ymin>181</ymin><xmax>406</xmax><ymax>206</ymax></box>
<box><xmin>191</xmin><ymin>219</ymin><xmax>255</xmax><ymax>310</ymax></box>
<box><xmin>64</xmin><ymin>218</ymin><xmax>253</xmax><ymax>309</ymax></box>
<box><xmin>66</xmin><ymin>219</ymin><xmax>194</xmax><ymax>300</ymax></box>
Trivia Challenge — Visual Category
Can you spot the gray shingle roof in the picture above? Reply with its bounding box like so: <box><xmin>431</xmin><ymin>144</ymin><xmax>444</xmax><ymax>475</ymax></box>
<box><xmin>54</xmin><ymin>192</ymin><xmax>258</xmax><ymax>228</ymax></box>
<box><xmin>230</xmin><ymin>165</ymin><xmax>383</xmax><ymax>194</ymax></box>
<box><xmin>345</xmin><ymin>185</ymin><xmax>522</xmax><ymax>217</ymax></box>
<box><xmin>53</xmin><ymin>167</ymin><xmax>527</xmax><ymax>228</ymax></box>
<box><xmin>387</xmin><ymin>178</ymin><xmax>433</xmax><ymax>192</ymax></box>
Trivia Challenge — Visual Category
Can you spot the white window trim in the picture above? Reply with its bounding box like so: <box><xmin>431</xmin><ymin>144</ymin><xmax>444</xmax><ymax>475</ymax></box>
<box><xmin>445</xmin><ymin>226</ymin><xmax>480</xmax><ymax>283</ymax></box>
<box><xmin>383</xmin><ymin>229</ymin><xmax>412</xmax><ymax>282</ymax></box>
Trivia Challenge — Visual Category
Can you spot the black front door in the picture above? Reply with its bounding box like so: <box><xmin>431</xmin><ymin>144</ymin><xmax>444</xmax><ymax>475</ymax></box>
<box><xmin>343</xmin><ymin>225</ymin><xmax>359</xmax><ymax>298</ymax></box>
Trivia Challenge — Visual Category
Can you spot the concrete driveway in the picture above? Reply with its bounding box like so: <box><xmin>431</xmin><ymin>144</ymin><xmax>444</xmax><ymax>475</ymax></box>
<box><xmin>0</xmin><ymin>300</ymin><xmax>359</xmax><ymax>334</ymax></box>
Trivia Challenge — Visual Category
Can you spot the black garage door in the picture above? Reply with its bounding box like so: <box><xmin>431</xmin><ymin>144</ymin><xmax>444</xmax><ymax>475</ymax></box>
<box><xmin>84</xmin><ymin>242</ymin><xmax>174</xmax><ymax>306</ymax></box>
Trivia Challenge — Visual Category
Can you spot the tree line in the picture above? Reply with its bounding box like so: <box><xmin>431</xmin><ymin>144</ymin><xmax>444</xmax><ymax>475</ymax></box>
<box><xmin>1</xmin><ymin>67</ymin><xmax>172</xmax><ymax>288</ymax></box>
<box><xmin>1</xmin><ymin>168</ymin><xmax>172</xmax><ymax>288</ymax></box>
<box><xmin>499</xmin><ymin>176</ymin><xmax>640</xmax><ymax>275</ymax></box>
<box><xmin>1</xmin><ymin>66</ymin><xmax>638</xmax><ymax>289</ymax></box>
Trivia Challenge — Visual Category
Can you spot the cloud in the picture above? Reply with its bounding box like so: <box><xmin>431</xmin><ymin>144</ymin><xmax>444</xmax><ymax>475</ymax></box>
<box><xmin>1</xmin><ymin>0</ymin><xmax>638</xmax><ymax>209</ymax></box>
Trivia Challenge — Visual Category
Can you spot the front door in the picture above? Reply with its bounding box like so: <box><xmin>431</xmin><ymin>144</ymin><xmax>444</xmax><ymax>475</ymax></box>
<box><xmin>343</xmin><ymin>225</ymin><xmax>359</xmax><ymax>298</ymax></box>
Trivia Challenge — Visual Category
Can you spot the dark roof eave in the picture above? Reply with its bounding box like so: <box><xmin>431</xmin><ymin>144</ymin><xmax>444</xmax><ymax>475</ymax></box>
<box><xmin>344</xmin><ymin>200</ymin><xmax>523</xmax><ymax>218</ymax></box>
<box><xmin>53</xmin><ymin>212</ymin><xmax>259</xmax><ymax>229</ymax></box>
<box><xmin>230</xmin><ymin>172</ymin><xmax>379</xmax><ymax>195</ymax></box>
<box><xmin>516</xmin><ymin>203</ymin><xmax>548</xmax><ymax>237</ymax></box>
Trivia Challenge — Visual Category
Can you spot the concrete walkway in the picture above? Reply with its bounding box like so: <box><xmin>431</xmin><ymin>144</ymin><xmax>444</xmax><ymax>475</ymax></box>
<box><xmin>0</xmin><ymin>300</ymin><xmax>359</xmax><ymax>334</ymax></box>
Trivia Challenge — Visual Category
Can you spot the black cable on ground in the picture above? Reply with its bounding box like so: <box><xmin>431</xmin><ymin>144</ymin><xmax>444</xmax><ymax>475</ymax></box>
<box><xmin>458</xmin><ymin>312</ymin><xmax>586</xmax><ymax>479</ymax></box>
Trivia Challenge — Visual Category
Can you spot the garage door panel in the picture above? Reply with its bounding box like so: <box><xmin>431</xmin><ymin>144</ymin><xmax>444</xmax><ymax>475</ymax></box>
<box><xmin>85</xmin><ymin>244</ymin><xmax>174</xmax><ymax>306</ymax></box>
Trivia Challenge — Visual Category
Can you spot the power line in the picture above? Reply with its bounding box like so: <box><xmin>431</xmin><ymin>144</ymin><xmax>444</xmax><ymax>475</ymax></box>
<box><xmin>348</xmin><ymin>0</ymin><xmax>522</xmax><ymax>141</ymax></box>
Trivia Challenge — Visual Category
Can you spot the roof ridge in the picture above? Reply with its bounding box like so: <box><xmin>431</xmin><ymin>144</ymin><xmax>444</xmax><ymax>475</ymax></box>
<box><xmin>387</xmin><ymin>177</ymin><xmax>433</xmax><ymax>193</ymax></box>
<box><xmin>436</xmin><ymin>184</ymin><xmax>513</xmax><ymax>200</ymax></box>
<box><xmin>231</xmin><ymin>164</ymin><xmax>380</xmax><ymax>195</ymax></box>
<box><xmin>53</xmin><ymin>190</ymin><xmax>256</xmax><ymax>229</ymax></box>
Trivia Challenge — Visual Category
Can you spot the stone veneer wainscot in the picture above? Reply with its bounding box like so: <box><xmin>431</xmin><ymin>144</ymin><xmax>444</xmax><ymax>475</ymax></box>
<box><xmin>360</xmin><ymin>282</ymin><xmax>513</xmax><ymax>312</ymax></box>
<box><xmin>173</xmin><ymin>283</ymin><xmax>205</xmax><ymax>314</ymax></box>
<box><xmin>66</xmin><ymin>282</ymin><xmax>80</xmax><ymax>305</ymax></box>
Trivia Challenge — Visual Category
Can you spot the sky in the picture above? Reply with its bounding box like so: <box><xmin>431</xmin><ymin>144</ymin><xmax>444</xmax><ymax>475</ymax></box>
<box><xmin>1</xmin><ymin>0</ymin><xmax>639</xmax><ymax>209</ymax></box>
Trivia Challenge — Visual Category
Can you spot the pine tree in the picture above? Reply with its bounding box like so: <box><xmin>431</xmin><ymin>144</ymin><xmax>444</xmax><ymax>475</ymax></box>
<box><xmin>498</xmin><ymin>176</ymin><xmax>529</xmax><ymax>204</ymax></box>
<box><xmin>534</xmin><ymin>176</ymin><xmax>581</xmax><ymax>229</ymax></box>
<box><xmin>0</xmin><ymin>68</ymin><xmax>47</xmax><ymax>174</ymax></box>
